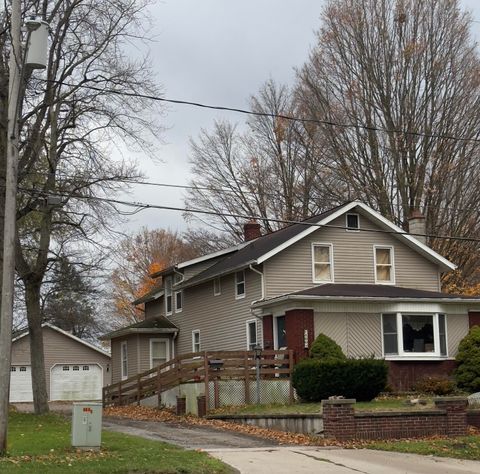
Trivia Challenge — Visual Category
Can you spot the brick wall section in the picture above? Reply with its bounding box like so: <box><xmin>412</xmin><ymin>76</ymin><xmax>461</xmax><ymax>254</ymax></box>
<box><xmin>387</xmin><ymin>360</ymin><xmax>457</xmax><ymax>391</ymax></box>
<box><xmin>285</xmin><ymin>309</ymin><xmax>314</xmax><ymax>363</ymax></box>
<box><xmin>322</xmin><ymin>398</ymin><xmax>468</xmax><ymax>440</ymax></box>
<box><xmin>262</xmin><ymin>315</ymin><xmax>274</xmax><ymax>349</ymax></box>
<box><xmin>467</xmin><ymin>409</ymin><xmax>480</xmax><ymax>429</ymax></box>
<box><xmin>468</xmin><ymin>311</ymin><xmax>480</xmax><ymax>328</ymax></box>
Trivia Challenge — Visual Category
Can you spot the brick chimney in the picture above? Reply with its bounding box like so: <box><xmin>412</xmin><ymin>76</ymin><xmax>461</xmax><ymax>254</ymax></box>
<box><xmin>244</xmin><ymin>219</ymin><xmax>261</xmax><ymax>242</ymax></box>
<box><xmin>408</xmin><ymin>210</ymin><xmax>426</xmax><ymax>244</ymax></box>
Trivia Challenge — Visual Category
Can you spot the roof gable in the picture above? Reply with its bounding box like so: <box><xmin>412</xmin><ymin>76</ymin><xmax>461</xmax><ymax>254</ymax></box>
<box><xmin>12</xmin><ymin>323</ymin><xmax>111</xmax><ymax>358</ymax></box>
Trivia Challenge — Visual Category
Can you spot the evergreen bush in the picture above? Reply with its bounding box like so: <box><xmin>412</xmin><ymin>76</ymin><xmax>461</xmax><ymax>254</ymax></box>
<box><xmin>455</xmin><ymin>325</ymin><xmax>480</xmax><ymax>393</ymax></box>
<box><xmin>309</xmin><ymin>333</ymin><xmax>346</xmax><ymax>361</ymax></box>
<box><xmin>292</xmin><ymin>357</ymin><xmax>388</xmax><ymax>402</ymax></box>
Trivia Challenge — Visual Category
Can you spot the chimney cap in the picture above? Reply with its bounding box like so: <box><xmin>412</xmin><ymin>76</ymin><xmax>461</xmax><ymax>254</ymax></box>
<box><xmin>409</xmin><ymin>209</ymin><xmax>425</xmax><ymax>220</ymax></box>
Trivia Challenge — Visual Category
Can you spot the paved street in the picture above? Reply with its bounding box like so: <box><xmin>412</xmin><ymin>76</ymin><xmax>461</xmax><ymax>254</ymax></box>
<box><xmin>207</xmin><ymin>447</ymin><xmax>480</xmax><ymax>474</ymax></box>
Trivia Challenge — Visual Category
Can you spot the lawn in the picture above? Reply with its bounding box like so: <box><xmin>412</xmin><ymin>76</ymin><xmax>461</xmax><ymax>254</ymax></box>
<box><xmin>209</xmin><ymin>397</ymin><xmax>434</xmax><ymax>416</ymax></box>
<box><xmin>0</xmin><ymin>411</ymin><xmax>232</xmax><ymax>473</ymax></box>
<box><xmin>367</xmin><ymin>435</ymin><xmax>480</xmax><ymax>461</ymax></box>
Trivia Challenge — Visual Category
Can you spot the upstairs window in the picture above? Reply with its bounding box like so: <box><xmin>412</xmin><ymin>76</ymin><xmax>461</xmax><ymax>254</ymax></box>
<box><xmin>235</xmin><ymin>271</ymin><xmax>246</xmax><ymax>299</ymax></box>
<box><xmin>312</xmin><ymin>244</ymin><xmax>333</xmax><ymax>283</ymax></box>
<box><xmin>175</xmin><ymin>291</ymin><xmax>183</xmax><ymax>312</ymax></box>
<box><xmin>346</xmin><ymin>213</ymin><xmax>360</xmax><ymax>231</ymax></box>
<box><xmin>165</xmin><ymin>276</ymin><xmax>173</xmax><ymax>315</ymax></box>
<box><xmin>214</xmin><ymin>278</ymin><xmax>221</xmax><ymax>296</ymax></box>
<box><xmin>374</xmin><ymin>246</ymin><xmax>394</xmax><ymax>284</ymax></box>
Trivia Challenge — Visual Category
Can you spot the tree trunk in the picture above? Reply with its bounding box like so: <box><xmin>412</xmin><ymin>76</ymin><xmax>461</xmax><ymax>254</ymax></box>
<box><xmin>24</xmin><ymin>281</ymin><xmax>49</xmax><ymax>414</ymax></box>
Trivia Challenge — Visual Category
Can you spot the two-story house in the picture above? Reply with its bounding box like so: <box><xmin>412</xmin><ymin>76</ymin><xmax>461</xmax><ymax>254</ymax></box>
<box><xmin>102</xmin><ymin>201</ymin><xmax>480</xmax><ymax>390</ymax></box>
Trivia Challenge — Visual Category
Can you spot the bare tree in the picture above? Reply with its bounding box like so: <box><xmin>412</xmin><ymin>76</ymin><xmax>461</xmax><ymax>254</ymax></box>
<box><xmin>1</xmin><ymin>0</ymin><xmax>163</xmax><ymax>414</ymax></box>
<box><xmin>186</xmin><ymin>79</ymin><xmax>335</xmax><ymax>238</ymax></box>
<box><xmin>296</xmin><ymin>0</ymin><xmax>480</xmax><ymax>288</ymax></box>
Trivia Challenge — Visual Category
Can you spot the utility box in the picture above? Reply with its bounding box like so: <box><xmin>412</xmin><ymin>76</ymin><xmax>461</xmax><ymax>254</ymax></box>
<box><xmin>71</xmin><ymin>402</ymin><xmax>102</xmax><ymax>449</ymax></box>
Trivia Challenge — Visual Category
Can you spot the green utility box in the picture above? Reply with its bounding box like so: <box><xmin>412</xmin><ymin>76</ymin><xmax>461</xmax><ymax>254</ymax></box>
<box><xmin>71</xmin><ymin>402</ymin><xmax>102</xmax><ymax>449</ymax></box>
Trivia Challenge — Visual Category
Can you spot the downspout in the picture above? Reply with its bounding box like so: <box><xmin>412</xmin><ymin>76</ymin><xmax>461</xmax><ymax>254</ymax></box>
<box><xmin>249</xmin><ymin>264</ymin><xmax>266</xmax><ymax>347</ymax></box>
<box><xmin>172</xmin><ymin>267</ymin><xmax>183</xmax><ymax>359</ymax></box>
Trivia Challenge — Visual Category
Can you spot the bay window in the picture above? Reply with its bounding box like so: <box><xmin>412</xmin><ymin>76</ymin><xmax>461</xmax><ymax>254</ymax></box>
<box><xmin>382</xmin><ymin>313</ymin><xmax>447</xmax><ymax>357</ymax></box>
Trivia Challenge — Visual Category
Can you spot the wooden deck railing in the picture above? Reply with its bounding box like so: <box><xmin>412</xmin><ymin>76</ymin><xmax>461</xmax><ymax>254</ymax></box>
<box><xmin>103</xmin><ymin>349</ymin><xmax>294</xmax><ymax>408</ymax></box>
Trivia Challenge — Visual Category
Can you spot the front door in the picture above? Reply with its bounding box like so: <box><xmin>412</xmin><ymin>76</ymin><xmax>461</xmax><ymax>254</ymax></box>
<box><xmin>275</xmin><ymin>316</ymin><xmax>287</xmax><ymax>349</ymax></box>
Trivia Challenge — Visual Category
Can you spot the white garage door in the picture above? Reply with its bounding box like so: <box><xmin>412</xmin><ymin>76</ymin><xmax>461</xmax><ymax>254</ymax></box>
<box><xmin>50</xmin><ymin>364</ymin><xmax>103</xmax><ymax>401</ymax></box>
<box><xmin>10</xmin><ymin>366</ymin><xmax>33</xmax><ymax>402</ymax></box>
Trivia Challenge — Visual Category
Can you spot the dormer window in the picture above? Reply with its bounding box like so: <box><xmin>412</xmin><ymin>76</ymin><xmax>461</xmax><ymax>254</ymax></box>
<box><xmin>346</xmin><ymin>213</ymin><xmax>360</xmax><ymax>231</ymax></box>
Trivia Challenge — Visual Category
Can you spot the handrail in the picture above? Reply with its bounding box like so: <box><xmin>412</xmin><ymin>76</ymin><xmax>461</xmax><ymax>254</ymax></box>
<box><xmin>103</xmin><ymin>349</ymin><xmax>294</xmax><ymax>407</ymax></box>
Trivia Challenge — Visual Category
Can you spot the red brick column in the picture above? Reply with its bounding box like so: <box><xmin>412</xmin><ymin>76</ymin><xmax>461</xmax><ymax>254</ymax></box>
<box><xmin>176</xmin><ymin>396</ymin><xmax>186</xmax><ymax>416</ymax></box>
<box><xmin>262</xmin><ymin>315</ymin><xmax>274</xmax><ymax>349</ymax></box>
<box><xmin>434</xmin><ymin>397</ymin><xmax>468</xmax><ymax>436</ymax></box>
<box><xmin>285</xmin><ymin>309</ymin><xmax>314</xmax><ymax>362</ymax></box>
<box><xmin>322</xmin><ymin>399</ymin><xmax>356</xmax><ymax>440</ymax></box>
<box><xmin>468</xmin><ymin>311</ymin><xmax>480</xmax><ymax>328</ymax></box>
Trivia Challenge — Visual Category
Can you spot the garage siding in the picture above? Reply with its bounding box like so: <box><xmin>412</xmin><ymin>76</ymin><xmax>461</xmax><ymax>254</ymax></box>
<box><xmin>11</xmin><ymin>327</ymin><xmax>111</xmax><ymax>400</ymax></box>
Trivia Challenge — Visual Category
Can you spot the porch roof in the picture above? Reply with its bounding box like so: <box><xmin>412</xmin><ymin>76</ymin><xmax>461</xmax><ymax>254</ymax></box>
<box><xmin>252</xmin><ymin>283</ymin><xmax>480</xmax><ymax>309</ymax></box>
<box><xmin>100</xmin><ymin>316</ymin><xmax>178</xmax><ymax>340</ymax></box>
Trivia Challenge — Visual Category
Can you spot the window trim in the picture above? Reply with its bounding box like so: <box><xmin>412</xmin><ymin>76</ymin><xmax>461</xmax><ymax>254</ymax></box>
<box><xmin>381</xmin><ymin>313</ymin><xmax>448</xmax><ymax>359</ymax></box>
<box><xmin>214</xmin><ymin>277</ymin><xmax>221</xmax><ymax>296</ymax></box>
<box><xmin>165</xmin><ymin>276</ymin><xmax>173</xmax><ymax>315</ymax></box>
<box><xmin>374</xmin><ymin>245</ymin><xmax>395</xmax><ymax>285</ymax></box>
<box><xmin>121</xmin><ymin>341</ymin><xmax>128</xmax><ymax>380</ymax></box>
<box><xmin>174</xmin><ymin>290</ymin><xmax>183</xmax><ymax>313</ymax></box>
<box><xmin>311</xmin><ymin>243</ymin><xmax>334</xmax><ymax>283</ymax></box>
<box><xmin>149</xmin><ymin>338</ymin><xmax>170</xmax><ymax>369</ymax></box>
<box><xmin>246</xmin><ymin>319</ymin><xmax>258</xmax><ymax>350</ymax></box>
<box><xmin>345</xmin><ymin>213</ymin><xmax>360</xmax><ymax>232</ymax></box>
<box><xmin>235</xmin><ymin>271</ymin><xmax>246</xmax><ymax>299</ymax></box>
<box><xmin>192</xmin><ymin>330</ymin><xmax>201</xmax><ymax>353</ymax></box>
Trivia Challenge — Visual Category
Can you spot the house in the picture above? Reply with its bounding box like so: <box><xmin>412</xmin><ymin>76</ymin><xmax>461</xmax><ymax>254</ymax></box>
<box><xmin>102</xmin><ymin>201</ymin><xmax>480</xmax><ymax>390</ymax></box>
<box><xmin>10</xmin><ymin>323</ymin><xmax>111</xmax><ymax>402</ymax></box>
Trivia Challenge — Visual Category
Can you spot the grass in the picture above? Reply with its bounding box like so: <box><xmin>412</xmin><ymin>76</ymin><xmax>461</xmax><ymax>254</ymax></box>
<box><xmin>367</xmin><ymin>435</ymin><xmax>480</xmax><ymax>461</ymax></box>
<box><xmin>209</xmin><ymin>397</ymin><xmax>434</xmax><ymax>416</ymax></box>
<box><xmin>0</xmin><ymin>411</ymin><xmax>232</xmax><ymax>473</ymax></box>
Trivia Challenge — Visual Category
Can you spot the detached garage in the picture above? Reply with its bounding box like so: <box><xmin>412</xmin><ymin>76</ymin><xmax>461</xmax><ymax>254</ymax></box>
<box><xmin>10</xmin><ymin>324</ymin><xmax>111</xmax><ymax>402</ymax></box>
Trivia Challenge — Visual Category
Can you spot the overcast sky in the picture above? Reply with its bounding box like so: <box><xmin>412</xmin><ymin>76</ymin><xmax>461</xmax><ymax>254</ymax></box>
<box><xmin>118</xmin><ymin>0</ymin><xmax>480</xmax><ymax>235</ymax></box>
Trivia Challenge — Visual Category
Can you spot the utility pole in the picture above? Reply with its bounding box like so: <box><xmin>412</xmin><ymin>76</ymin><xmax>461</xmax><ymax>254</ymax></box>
<box><xmin>0</xmin><ymin>0</ymin><xmax>22</xmax><ymax>455</ymax></box>
<box><xmin>0</xmin><ymin>3</ymin><xmax>48</xmax><ymax>453</ymax></box>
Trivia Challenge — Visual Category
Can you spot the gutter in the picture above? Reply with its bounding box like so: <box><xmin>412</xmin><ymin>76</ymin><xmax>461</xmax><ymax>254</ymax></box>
<box><xmin>251</xmin><ymin>294</ymin><xmax>480</xmax><ymax>309</ymax></box>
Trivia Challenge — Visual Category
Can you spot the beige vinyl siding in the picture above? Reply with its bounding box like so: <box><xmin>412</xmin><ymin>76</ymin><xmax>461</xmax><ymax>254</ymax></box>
<box><xmin>145</xmin><ymin>298</ymin><xmax>165</xmax><ymax>320</ymax></box>
<box><xmin>11</xmin><ymin>327</ymin><xmax>111</xmax><ymax>397</ymax></box>
<box><xmin>111</xmin><ymin>335</ymin><xmax>137</xmax><ymax>384</ymax></box>
<box><xmin>314</xmin><ymin>312</ymin><xmax>382</xmax><ymax>358</ymax></box>
<box><xmin>264</xmin><ymin>211</ymin><xmax>440</xmax><ymax>297</ymax></box>
<box><xmin>446</xmin><ymin>313</ymin><xmax>469</xmax><ymax>357</ymax></box>
<box><xmin>168</xmin><ymin>269</ymin><xmax>263</xmax><ymax>355</ymax></box>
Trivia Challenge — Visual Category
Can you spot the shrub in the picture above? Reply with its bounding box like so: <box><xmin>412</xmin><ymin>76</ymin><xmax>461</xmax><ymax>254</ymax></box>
<box><xmin>309</xmin><ymin>333</ymin><xmax>346</xmax><ymax>361</ymax></box>
<box><xmin>292</xmin><ymin>357</ymin><xmax>388</xmax><ymax>402</ymax></box>
<box><xmin>455</xmin><ymin>325</ymin><xmax>480</xmax><ymax>393</ymax></box>
<box><xmin>413</xmin><ymin>376</ymin><xmax>456</xmax><ymax>395</ymax></box>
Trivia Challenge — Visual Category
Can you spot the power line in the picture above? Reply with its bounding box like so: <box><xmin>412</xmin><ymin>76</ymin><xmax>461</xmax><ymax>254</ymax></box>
<box><xmin>18</xmin><ymin>186</ymin><xmax>480</xmax><ymax>244</ymax></box>
<box><xmin>43</xmin><ymin>79</ymin><xmax>480</xmax><ymax>144</ymax></box>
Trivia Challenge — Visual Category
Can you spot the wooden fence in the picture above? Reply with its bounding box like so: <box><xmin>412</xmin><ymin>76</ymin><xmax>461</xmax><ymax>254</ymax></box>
<box><xmin>103</xmin><ymin>349</ymin><xmax>294</xmax><ymax>409</ymax></box>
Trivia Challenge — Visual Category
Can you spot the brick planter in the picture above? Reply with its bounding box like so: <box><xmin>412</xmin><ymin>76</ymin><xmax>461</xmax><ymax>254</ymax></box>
<box><xmin>321</xmin><ymin>399</ymin><xmax>356</xmax><ymax>440</ymax></box>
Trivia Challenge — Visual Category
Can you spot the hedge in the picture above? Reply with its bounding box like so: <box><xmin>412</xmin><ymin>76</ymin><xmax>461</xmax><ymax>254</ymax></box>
<box><xmin>455</xmin><ymin>325</ymin><xmax>480</xmax><ymax>392</ymax></box>
<box><xmin>292</xmin><ymin>358</ymin><xmax>388</xmax><ymax>402</ymax></box>
<box><xmin>309</xmin><ymin>333</ymin><xmax>346</xmax><ymax>361</ymax></box>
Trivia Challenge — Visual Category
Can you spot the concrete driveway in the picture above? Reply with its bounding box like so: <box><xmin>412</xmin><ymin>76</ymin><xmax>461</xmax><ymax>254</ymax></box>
<box><xmin>208</xmin><ymin>447</ymin><xmax>480</xmax><ymax>474</ymax></box>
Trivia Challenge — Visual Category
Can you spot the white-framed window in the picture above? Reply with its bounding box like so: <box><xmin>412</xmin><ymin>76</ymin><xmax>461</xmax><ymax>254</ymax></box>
<box><xmin>312</xmin><ymin>243</ymin><xmax>334</xmax><ymax>283</ymax></box>
<box><xmin>150</xmin><ymin>338</ymin><xmax>169</xmax><ymax>369</ymax></box>
<box><xmin>192</xmin><ymin>330</ymin><xmax>201</xmax><ymax>353</ymax></box>
<box><xmin>374</xmin><ymin>246</ymin><xmax>395</xmax><ymax>284</ymax></box>
<box><xmin>73</xmin><ymin>366</ymin><xmax>79</xmax><ymax>371</ymax></box>
<box><xmin>10</xmin><ymin>367</ymin><xmax>16</xmax><ymax>372</ymax></box>
<box><xmin>214</xmin><ymin>278</ymin><xmax>221</xmax><ymax>296</ymax></box>
<box><xmin>235</xmin><ymin>271</ymin><xmax>246</xmax><ymax>299</ymax></box>
<box><xmin>165</xmin><ymin>276</ymin><xmax>173</xmax><ymax>315</ymax></box>
<box><xmin>246</xmin><ymin>319</ymin><xmax>258</xmax><ymax>350</ymax></box>
<box><xmin>346</xmin><ymin>213</ymin><xmax>360</xmax><ymax>231</ymax></box>
<box><xmin>382</xmin><ymin>313</ymin><xmax>447</xmax><ymax>358</ymax></box>
<box><xmin>175</xmin><ymin>290</ymin><xmax>183</xmax><ymax>312</ymax></box>
<box><xmin>62</xmin><ymin>366</ymin><xmax>69</xmax><ymax>371</ymax></box>
<box><xmin>121</xmin><ymin>341</ymin><xmax>128</xmax><ymax>380</ymax></box>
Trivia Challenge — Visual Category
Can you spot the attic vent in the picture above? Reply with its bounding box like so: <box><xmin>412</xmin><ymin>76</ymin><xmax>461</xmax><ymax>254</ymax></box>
<box><xmin>346</xmin><ymin>213</ymin><xmax>360</xmax><ymax>231</ymax></box>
